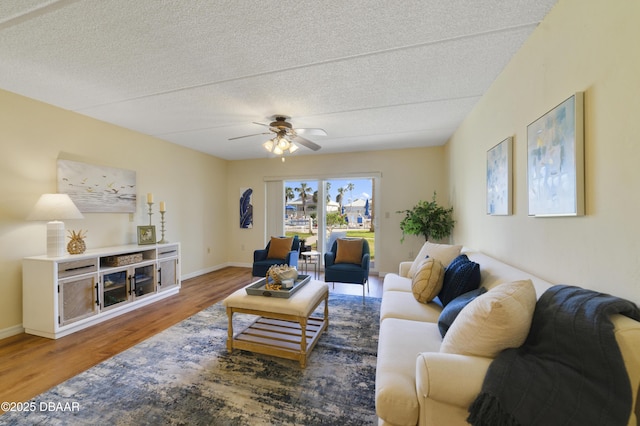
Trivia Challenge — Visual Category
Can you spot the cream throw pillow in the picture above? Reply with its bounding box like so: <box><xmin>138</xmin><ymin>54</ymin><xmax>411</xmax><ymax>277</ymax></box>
<box><xmin>440</xmin><ymin>279</ymin><xmax>536</xmax><ymax>358</ymax></box>
<box><xmin>407</xmin><ymin>241</ymin><xmax>462</xmax><ymax>278</ymax></box>
<box><xmin>411</xmin><ymin>258</ymin><xmax>445</xmax><ymax>303</ymax></box>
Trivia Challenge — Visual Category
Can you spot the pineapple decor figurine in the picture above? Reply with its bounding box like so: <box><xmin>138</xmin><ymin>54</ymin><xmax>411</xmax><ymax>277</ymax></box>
<box><xmin>67</xmin><ymin>229</ymin><xmax>87</xmax><ymax>255</ymax></box>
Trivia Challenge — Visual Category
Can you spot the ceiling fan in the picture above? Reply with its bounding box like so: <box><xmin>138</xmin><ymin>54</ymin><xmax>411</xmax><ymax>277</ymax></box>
<box><xmin>229</xmin><ymin>115</ymin><xmax>326</xmax><ymax>155</ymax></box>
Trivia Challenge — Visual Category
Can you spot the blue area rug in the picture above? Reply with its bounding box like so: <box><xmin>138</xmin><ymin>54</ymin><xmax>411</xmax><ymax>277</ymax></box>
<box><xmin>1</xmin><ymin>293</ymin><xmax>380</xmax><ymax>425</ymax></box>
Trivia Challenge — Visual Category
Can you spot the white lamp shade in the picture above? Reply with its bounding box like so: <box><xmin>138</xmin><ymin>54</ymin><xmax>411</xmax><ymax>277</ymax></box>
<box><xmin>277</xmin><ymin>137</ymin><xmax>289</xmax><ymax>150</ymax></box>
<box><xmin>28</xmin><ymin>194</ymin><xmax>83</xmax><ymax>257</ymax></box>
<box><xmin>263</xmin><ymin>134</ymin><xmax>299</xmax><ymax>159</ymax></box>
<box><xmin>27</xmin><ymin>194</ymin><xmax>84</xmax><ymax>221</ymax></box>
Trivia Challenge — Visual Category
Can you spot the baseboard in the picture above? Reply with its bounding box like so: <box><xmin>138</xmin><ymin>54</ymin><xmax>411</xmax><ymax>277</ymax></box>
<box><xmin>181</xmin><ymin>262</ymin><xmax>252</xmax><ymax>280</ymax></box>
<box><xmin>0</xmin><ymin>324</ymin><xmax>25</xmax><ymax>340</ymax></box>
<box><xmin>181</xmin><ymin>264</ymin><xmax>226</xmax><ymax>280</ymax></box>
<box><xmin>226</xmin><ymin>261</ymin><xmax>252</xmax><ymax>269</ymax></box>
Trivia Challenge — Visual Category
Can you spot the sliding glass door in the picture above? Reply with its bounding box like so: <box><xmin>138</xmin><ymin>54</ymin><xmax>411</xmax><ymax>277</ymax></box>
<box><xmin>283</xmin><ymin>176</ymin><xmax>377</xmax><ymax>271</ymax></box>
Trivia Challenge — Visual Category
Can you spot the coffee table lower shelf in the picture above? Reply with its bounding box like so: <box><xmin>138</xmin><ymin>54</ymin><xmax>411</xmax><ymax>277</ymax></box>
<box><xmin>230</xmin><ymin>316</ymin><xmax>326</xmax><ymax>368</ymax></box>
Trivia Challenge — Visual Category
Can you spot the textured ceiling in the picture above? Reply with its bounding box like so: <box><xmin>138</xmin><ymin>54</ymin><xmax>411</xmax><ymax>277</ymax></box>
<box><xmin>0</xmin><ymin>0</ymin><xmax>557</xmax><ymax>160</ymax></box>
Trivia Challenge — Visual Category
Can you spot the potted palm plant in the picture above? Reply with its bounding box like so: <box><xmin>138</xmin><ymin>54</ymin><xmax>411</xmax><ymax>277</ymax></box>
<box><xmin>397</xmin><ymin>192</ymin><xmax>455</xmax><ymax>242</ymax></box>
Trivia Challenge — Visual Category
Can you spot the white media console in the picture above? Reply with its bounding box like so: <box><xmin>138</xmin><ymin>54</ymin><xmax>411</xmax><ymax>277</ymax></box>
<box><xmin>23</xmin><ymin>243</ymin><xmax>180</xmax><ymax>339</ymax></box>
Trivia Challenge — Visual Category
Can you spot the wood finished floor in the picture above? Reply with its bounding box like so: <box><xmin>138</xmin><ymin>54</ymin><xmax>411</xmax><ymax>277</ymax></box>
<box><xmin>0</xmin><ymin>267</ymin><xmax>383</xmax><ymax>411</ymax></box>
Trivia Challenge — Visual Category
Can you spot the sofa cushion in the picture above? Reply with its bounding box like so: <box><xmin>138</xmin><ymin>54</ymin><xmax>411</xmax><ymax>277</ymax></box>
<box><xmin>334</xmin><ymin>238</ymin><xmax>363</xmax><ymax>264</ymax></box>
<box><xmin>380</xmin><ymin>290</ymin><xmax>442</xmax><ymax>323</ymax></box>
<box><xmin>440</xmin><ymin>279</ymin><xmax>536</xmax><ymax>358</ymax></box>
<box><xmin>382</xmin><ymin>273</ymin><xmax>412</xmax><ymax>293</ymax></box>
<box><xmin>266</xmin><ymin>236</ymin><xmax>292</xmax><ymax>259</ymax></box>
<box><xmin>438</xmin><ymin>287</ymin><xmax>487</xmax><ymax>337</ymax></box>
<box><xmin>407</xmin><ymin>241</ymin><xmax>462</xmax><ymax>278</ymax></box>
<box><xmin>376</xmin><ymin>318</ymin><xmax>443</xmax><ymax>425</ymax></box>
<box><xmin>411</xmin><ymin>258</ymin><xmax>445</xmax><ymax>303</ymax></box>
<box><xmin>438</xmin><ymin>254</ymin><xmax>481</xmax><ymax>306</ymax></box>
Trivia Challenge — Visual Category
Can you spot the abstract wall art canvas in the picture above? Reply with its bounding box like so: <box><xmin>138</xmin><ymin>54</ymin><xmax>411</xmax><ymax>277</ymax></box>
<box><xmin>487</xmin><ymin>137</ymin><xmax>513</xmax><ymax>215</ymax></box>
<box><xmin>240</xmin><ymin>187</ymin><xmax>253</xmax><ymax>229</ymax></box>
<box><xmin>527</xmin><ymin>92</ymin><xmax>584</xmax><ymax>216</ymax></box>
<box><xmin>57</xmin><ymin>160</ymin><xmax>137</xmax><ymax>213</ymax></box>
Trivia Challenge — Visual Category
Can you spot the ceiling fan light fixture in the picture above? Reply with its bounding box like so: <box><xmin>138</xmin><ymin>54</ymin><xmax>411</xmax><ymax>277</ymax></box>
<box><xmin>263</xmin><ymin>139</ymin><xmax>275</xmax><ymax>152</ymax></box>
<box><xmin>231</xmin><ymin>116</ymin><xmax>324</xmax><ymax>158</ymax></box>
<box><xmin>276</xmin><ymin>136</ymin><xmax>289</xmax><ymax>150</ymax></box>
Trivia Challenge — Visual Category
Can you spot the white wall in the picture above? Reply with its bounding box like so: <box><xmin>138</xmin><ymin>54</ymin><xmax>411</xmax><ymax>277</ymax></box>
<box><xmin>447</xmin><ymin>0</ymin><xmax>640</xmax><ymax>305</ymax></box>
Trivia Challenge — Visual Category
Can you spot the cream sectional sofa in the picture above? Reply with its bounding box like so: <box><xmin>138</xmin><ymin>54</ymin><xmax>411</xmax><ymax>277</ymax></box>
<box><xmin>375</xmin><ymin>247</ymin><xmax>640</xmax><ymax>426</ymax></box>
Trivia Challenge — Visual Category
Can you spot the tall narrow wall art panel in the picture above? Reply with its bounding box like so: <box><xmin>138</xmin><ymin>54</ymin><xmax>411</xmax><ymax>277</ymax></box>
<box><xmin>487</xmin><ymin>137</ymin><xmax>513</xmax><ymax>215</ymax></box>
<box><xmin>240</xmin><ymin>187</ymin><xmax>253</xmax><ymax>229</ymax></box>
<box><xmin>527</xmin><ymin>92</ymin><xmax>584</xmax><ymax>217</ymax></box>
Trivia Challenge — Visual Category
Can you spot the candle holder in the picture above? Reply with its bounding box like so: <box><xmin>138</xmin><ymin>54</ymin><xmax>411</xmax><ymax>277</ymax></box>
<box><xmin>147</xmin><ymin>202</ymin><xmax>154</xmax><ymax>226</ymax></box>
<box><xmin>158</xmin><ymin>210</ymin><xmax>168</xmax><ymax>244</ymax></box>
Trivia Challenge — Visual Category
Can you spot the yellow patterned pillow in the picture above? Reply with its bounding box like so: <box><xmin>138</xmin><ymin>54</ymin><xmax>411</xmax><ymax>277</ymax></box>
<box><xmin>411</xmin><ymin>258</ymin><xmax>445</xmax><ymax>303</ymax></box>
<box><xmin>407</xmin><ymin>241</ymin><xmax>462</xmax><ymax>278</ymax></box>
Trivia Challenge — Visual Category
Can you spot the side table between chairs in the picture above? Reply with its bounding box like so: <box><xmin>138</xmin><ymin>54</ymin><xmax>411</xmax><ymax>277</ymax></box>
<box><xmin>301</xmin><ymin>250</ymin><xmax>321</xmax><ymax>279</ymax></box>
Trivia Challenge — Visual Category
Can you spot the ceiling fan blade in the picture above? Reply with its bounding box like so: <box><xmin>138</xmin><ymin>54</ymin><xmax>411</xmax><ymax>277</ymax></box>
<box><xmin>228</xmin><ymin>132</ymin><xmax>272</xmax><ymax>141</ymax></box>
<box><xmin>294</xmin><ymin>127</ymin><xmax>327</xmax><ymax>137</ymax></box>
<box><xmin>294</xmin><ymin>136</ymin><xmax>322</xmax><ymax>151</ymax></box>
<box><xmin>252</xmin><ymin>121</ymin><xmax>271</xmax><ymax>127</ymax></box>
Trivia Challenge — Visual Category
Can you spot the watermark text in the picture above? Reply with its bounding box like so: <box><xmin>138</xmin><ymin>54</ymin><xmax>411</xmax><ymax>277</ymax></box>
<box><xmin>2</xmin><ymin>401</ymin><xmax>80</xmax><ymax>413</ymax></box>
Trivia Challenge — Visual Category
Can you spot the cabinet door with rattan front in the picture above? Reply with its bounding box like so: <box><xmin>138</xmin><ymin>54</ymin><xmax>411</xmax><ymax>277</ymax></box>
<box><xmin>158</xmin><ymin>258</ymin><xmax>179</xmax><ymax>292</ymax></box>
<box><xmin>59</xmin><ymin>274</ymin><xmax>99</xmax><ymax>326</ymax></box>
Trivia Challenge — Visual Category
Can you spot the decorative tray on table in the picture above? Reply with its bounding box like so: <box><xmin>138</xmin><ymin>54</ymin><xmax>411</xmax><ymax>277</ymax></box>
<box><xmin>245</xmin><ymin>275</ymin><xmax>311</xmax><ymax>298</ymax></box>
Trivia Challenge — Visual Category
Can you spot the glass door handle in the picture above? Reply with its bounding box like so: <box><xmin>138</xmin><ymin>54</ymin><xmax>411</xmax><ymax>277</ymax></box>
<box><xmin>129</xmin><ymin>275</ymin><xmax>135</xmax><ymax>295</ymax></box>
<box><xmin>158</xmin><ymin>267</ymin><xmax>162</xmax><ymax>286</ymax></box>
<box><xmin>95</xmin><ymin>282</ymin><xmax>100</xmax><ymax>306</ymax></box>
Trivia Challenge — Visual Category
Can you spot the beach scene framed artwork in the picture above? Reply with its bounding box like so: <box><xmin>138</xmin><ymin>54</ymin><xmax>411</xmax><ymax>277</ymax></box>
<box><xmin>57</xmin><ymin>159</ymin><xmax>137</xmax><ymax>213</ymax></box>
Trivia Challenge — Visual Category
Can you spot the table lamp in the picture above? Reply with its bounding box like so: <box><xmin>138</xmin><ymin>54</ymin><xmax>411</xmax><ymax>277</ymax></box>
<box><xmin>27</xmin><ymin>193</ymin><xmax>84</xmax><ymax>257</ymax></box>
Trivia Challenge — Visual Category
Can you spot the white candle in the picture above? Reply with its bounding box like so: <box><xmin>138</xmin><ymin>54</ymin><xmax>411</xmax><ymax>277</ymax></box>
<box><xmin>160</xmin><ymin>201</ymin><xmax>166</xmax><ymax>212</ymax></box>
<box><xmin>147</xmin><ymin>193</ymin><xmax>153</xmax><ymax>203</ymax></box>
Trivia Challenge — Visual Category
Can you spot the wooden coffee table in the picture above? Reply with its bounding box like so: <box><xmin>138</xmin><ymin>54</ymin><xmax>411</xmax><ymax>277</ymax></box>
<box><xmin>223</xmin><ymin>280</ymin><xmax>329</xmax><ymax>368</ymax></box>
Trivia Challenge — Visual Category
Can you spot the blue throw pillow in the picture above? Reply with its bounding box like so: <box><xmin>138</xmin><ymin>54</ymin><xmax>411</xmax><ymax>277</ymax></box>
<box><xmin>444</xmin><ymin>253</ymin><xmax>468</xmax><ymax>273</ymax></box>
<box><xmin>438</xmin><ymin>287</ymin><xmax>487</xmax><ymax>337</ymax></box>
<box><xmin>438</xmin><ymin>254</ymin><xmax>481</xmax><ymax>306</ymax></box>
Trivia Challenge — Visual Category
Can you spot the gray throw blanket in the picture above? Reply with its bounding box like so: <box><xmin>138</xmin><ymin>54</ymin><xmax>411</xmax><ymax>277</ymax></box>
<box><xmin>468</xmin><ymin>285</ymin><xmax>640</xmax><ymax>426</ymax></box>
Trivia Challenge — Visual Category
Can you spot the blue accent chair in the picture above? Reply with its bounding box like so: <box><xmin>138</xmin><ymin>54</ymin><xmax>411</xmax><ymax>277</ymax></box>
<box><xmin>324</xmin><ymin>238</ymin><xmax>370</xmax><ymax>301</ymax></box>
<box><xmin>252</xmin><ymin>236</ymin><xmax>300</xmax><ymax>277</ymax></box>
